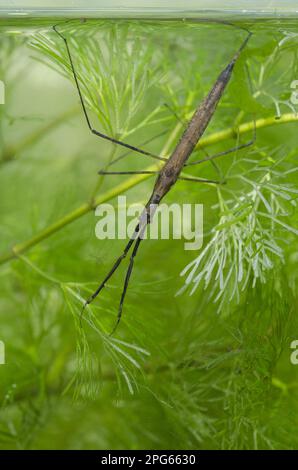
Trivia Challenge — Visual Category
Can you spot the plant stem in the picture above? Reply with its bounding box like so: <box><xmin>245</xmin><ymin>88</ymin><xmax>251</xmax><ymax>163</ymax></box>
<box><xmin>0</xmin><ymin>113</ymin><xmax>297</xmax><ymax>266</ymax></box>
<box><xmin>198</xmin><ymin>112</ymin><xmax>298</xmax><ymax>148</ymax></box>
<box><xmin>1</xmin><ymin>106</ymin><xmax>79</xmax><ymax>163</ymax></box>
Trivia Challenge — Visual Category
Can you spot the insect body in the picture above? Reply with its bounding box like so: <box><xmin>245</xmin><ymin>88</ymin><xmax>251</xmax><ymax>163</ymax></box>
<box><xmin>152</xmin><ymin>33</ymin><xmax>251</xmax><ymax>205</ymax></box>
<box><xmin>54</xmin><ymin>22</ymin><xmax>253</xmax><ymax>333</ymax></box>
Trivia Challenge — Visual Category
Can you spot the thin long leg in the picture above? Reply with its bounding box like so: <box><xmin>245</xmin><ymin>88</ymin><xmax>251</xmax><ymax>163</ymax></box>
<box><xmin>98</xmin><ymin>171</ymin><xmax>223</xmax><ymax>184</ymax></box>
<box><xmin>81</xmin><ymin>225</ymin><xmax>139</xmax><ymax>312</ymax></box>
<box><xmin>104</xmin><ymin>130</ymin><xmax>169</xmax><ymax>170</ymax></box>
<box><xmin>53</xmin><ymin>24</ymin><xmax>163</xmax><ymax>161</ymax></box>
<box><xmin>98</xmin><ymin>170</ymin><xmax>159</xmax><ymax>176</ymax></box>
<box><xmin>110</xmin><ymin>236</ymin><xmax>142</xmax><ymax>335</ymax></box>
<box><xmin>191</xmin><ymin>18</ymin><xmax>251</xmax><ymax>35</ymax></box>
<box><xmin>81</xmin><ymin>222</ymin><xmax>145</xmax><ymax>334</ymax></box>
<box><xmin>184</xmin><ymin>119</ymin><xmax>256</xmax><ymax>167</ymax></box>
<box><xmin>164</xmin><ymin>103</ymin><xmax>186</xmax><ymax>126</ymax></box>
<box><xmin>178</xmin><ymin>176</ymin><xmax>225</xmax><ymax>184</ymax></box>
<box><xmin>97</xmin><ymin>128</ymin><xmax>230</xmax><ymax>179</ymax></box>
<box><xmin>195</xmin><ymin>145</ymin><xmax>225</xmax><ymax>180</ymax></box>
<box><xmin>101</xmin><ymin>105</ymin><xmax>186</xmax><ymax>170</ymax></box>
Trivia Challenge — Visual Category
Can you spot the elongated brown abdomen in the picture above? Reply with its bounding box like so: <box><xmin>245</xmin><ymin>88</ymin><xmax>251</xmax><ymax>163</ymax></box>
<box><xmin>152</xmin><ymin>59</ymin><xmax>238</xmax><ymax>203</ymax></box>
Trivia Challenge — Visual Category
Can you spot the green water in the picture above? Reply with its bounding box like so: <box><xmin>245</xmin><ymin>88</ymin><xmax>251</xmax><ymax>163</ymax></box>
<box><xmin>0</xmin><ymin>18</ymin><xmax>297</xmax><ymax>450</ymax></box>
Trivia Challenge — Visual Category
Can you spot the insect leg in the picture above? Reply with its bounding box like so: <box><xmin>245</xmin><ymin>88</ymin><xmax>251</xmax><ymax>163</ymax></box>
<box><xmin>110</xmin><ymin>236</ymin><xmax>143</xmax><ymax>335</ymax></box>
<box><xmin>184</xmin><ymin>118</ymin><xmax>256</xmax><ymax>167</ymax></box>
<box><xmin>178</xmin><ymin>176</ymin><xmax>225</xmax><ymax>184</ymax></box>
<box><xmin>99</xmin><ymin>103</ymin><xmax>188</xmax><ymax>172</ymax></box>
<box><xmin>53</xmin><ymin>23</ymin><xmax>163</xmax><ymax>161</ymax></box>
<box><xmin>98</xmin><ymin>170</ymin><xmax>159</xmax><ymax>176</ymax></box>
<box><xmin>191</xmin><ymin>18</ymin><xmax>251</xmax><ymax>36</ymax></box>
<box><xmin>81</xmin><ymin>219</ymin><xmax>147</xmax><ymax>334</ymax></box>
<box><xmin>103</xmin><ymin>131</ymin><xmax>168</xmax><ymax>170</ymax></box>
<box><xmin>163</xmin><ymin>103</ymin><xmax>187</xmax><ymax>126</ymax></box>
<box><xmin>81</xmin><ymin>225</ymin><xmax>140</xmax><ymax>314</ymax></box>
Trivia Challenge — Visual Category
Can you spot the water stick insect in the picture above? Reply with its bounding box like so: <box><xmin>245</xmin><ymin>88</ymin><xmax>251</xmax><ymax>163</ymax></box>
<box><xmin>54</xmin><ymin>21</ymin><xmax>255</xmax><ymax>334</ymax></box>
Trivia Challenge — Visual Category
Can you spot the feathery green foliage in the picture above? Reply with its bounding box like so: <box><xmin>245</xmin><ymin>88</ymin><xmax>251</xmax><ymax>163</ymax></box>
<box><xmin>0</xmin><ymin>19</ymin><xmax>297</xmax><ymax>450</ymax></box>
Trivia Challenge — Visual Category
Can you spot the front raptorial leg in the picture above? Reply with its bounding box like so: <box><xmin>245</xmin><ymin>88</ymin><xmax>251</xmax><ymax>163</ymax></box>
<box><xmin>184</xmin><ymin>118</ymin><xmax>256</xmax><ymax>167</ymax></box>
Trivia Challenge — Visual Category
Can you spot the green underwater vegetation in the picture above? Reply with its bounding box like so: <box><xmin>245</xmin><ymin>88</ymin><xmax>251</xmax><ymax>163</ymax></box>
<box><xmin>0</xmin><ymin>19</ymin><xmax>297</xmax><ymax>449</ymax></box>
